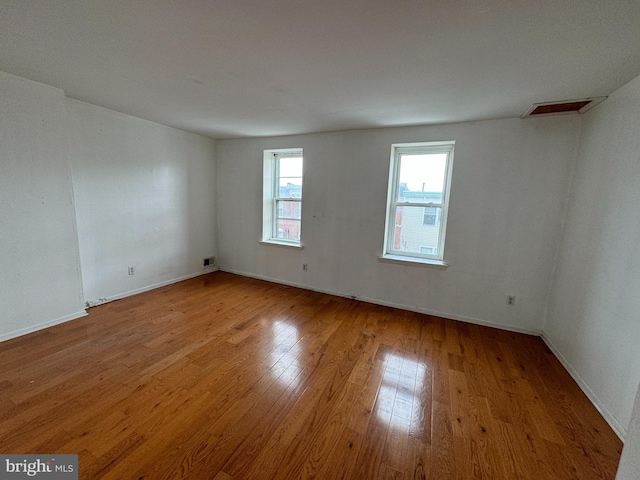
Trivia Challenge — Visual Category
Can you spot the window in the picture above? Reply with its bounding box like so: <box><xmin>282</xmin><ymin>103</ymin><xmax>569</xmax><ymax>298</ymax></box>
<box><xmin>422</xmin><ymin>206</ymin><xmax>441</xmax><ymax>226</ymax></box>
<box><xmin>383</xmin><ymin>141</ymin><xmax>454</xmax><ymax>263</ymax></box>
<box><xmin>262</xmin><ymin>148</ymin><xmax>303</xmax><ymax>246</ymax></box>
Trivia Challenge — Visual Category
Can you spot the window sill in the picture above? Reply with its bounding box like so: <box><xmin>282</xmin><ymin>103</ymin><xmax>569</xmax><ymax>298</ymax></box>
<box><xmin>259</xmin><ymin>240</ymin><xmax>304</xmax><ymax>250</ymax></box>
<box><xmin>378</xmin><ymin>254</ymin><xmax>448</xmax><ymax>269</ymax></box>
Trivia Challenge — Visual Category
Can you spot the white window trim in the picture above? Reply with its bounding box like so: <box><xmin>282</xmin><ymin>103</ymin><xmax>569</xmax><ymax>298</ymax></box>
<box><xmin>378</xmin><ymin>254</ymin><xmax>448</xmax><ymax>268</ymax></box>
<box><xmin>259</xmin><ymin>239</ymin><xmax>304</xmax><ymax>249</ymax></box>
<box><xmin>381</xmin><ymin>141</ymin><xmax>454</xmax><ymax>266</ymax></box>
<box><xmin>262</xmin><ymin>148</ymin><xmax>303</xmax><ymax>248</ymax></box>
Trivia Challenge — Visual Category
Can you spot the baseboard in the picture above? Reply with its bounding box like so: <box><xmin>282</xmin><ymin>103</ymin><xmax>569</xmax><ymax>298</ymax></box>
<box><xmin>219</xmin><ymin>267</ymin><xmax>542</xmax><ymax>337</ymax></box>
<box><xmin>85</xmin><ymin>267</ymin><xmax>220</xmax><ymax>308</ymax></box>
<box><xmin>541</xmin><ymin>333</ymin><xmax>626</xmax><ymax>440</ymax></box>
<box><xmin>0</xmin><ymin>310</ymin><xmax>88</xmax><ymax>343</ymax></box>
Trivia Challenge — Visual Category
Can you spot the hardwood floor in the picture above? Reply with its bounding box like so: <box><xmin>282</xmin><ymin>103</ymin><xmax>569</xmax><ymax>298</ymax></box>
<box><xmin>0</xmin><ymin>272</ymin><xmax>622</xmax><ymax>479</ymax></box>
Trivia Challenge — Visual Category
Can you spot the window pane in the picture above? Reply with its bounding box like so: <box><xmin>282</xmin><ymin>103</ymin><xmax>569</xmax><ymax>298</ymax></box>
<box><xmin>391</xmin><ymin>206</ymin><xmax>439</xmax><ymax>254</ymax></box>
<box><xmin>396</xmin><ymin>153</ymin><xmax>446</xmax><ymax>203</ymax></box>
<box><xmin>279</xmin><ymin>179</ymin><xmax>302</xmax><ymax>198</ymax></box>
<box><xmin>278</xmin><ymin>156</ymin><xmax>303</xmax><ymax>199</ymax></box>
<box><xmin>276</xmin><ymin>219</ymin><xmax>301</xmax><ymax>241</ymax></box>
<box><xmin>276</xmin><ymin>200</ymin><xmax>301</xmax><ymax>220</ymax></box>
<box><xmin>279</xmin><ymin>157</ymin><xmax>303</xmax><ymax>177</ymax></box>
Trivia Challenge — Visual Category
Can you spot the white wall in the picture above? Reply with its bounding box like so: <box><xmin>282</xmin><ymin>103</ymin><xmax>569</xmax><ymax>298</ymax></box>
<box><xmin>616</xmin><ymin>383</ymin><xmax>640</xmax><ymax>479</ymax></box>
<box><xmin>544</xmin><ymin>74</ymin><xmax>640</xmax><ymax>437</ymax></box>
<box><xmin>67</xmin><ymin>99</ymin><xmax>218</xmax><ymax>305</ymax></box>
<box><xmin>0</xmin><ymin>72</ymin><xmax>85</xmax><ymax>341</ymax></box>
<box><xmin>217</xmin><ymin>116</ymin><xmax>581</xmax><ymax>333</ymax></box>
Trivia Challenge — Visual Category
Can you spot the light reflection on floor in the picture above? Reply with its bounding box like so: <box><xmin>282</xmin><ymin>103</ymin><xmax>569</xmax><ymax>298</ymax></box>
<box><xmin>268</xmin><ymin>319</ymin><xmax>302</xmax><ymax>387</ymax></box>
<box><xmin>375</xmin><ymin>352</ymin><xmax>427</xmax><ymax>432</ymax></box>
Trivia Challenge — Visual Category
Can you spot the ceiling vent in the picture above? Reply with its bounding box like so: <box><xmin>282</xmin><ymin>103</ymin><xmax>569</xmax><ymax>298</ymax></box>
<box><xmin>521</xmin><ymin>97</ymin><xmax>606</xmax><ymax>118</ymax></box>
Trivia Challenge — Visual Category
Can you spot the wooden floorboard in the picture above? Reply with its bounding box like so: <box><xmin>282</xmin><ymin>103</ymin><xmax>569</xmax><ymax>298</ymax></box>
<box><xmin>0</xmin><ymin>272</ymin><xmax>622</xmax><ymax>479</ymax></box>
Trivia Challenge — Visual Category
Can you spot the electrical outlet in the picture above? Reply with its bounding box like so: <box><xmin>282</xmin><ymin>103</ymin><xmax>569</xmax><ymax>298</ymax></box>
<box><xmin>128</xmin><ymin>266</ymin><xmax>135</xmax><ymax>275</ymax></box>
<box><xmin>302</xmin><ymin>263</ymin><xmax>308</xmax><ymax>271</ymax></box>
<box><xmin>507</xmin><ymin>295</ymin><xmax>516</xmax><ymax>305</ymax></box>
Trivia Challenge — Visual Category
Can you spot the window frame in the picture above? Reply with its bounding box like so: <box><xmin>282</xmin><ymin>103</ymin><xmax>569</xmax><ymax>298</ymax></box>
<box><xmin>382</xmin><ymin>141</ymin><xmax>454</xmax><ymax>265</ymax></box>
<box><xmin>262</xmin><ymin>148</ymin><xmax>304</xmax><ymax>248</ymax></box>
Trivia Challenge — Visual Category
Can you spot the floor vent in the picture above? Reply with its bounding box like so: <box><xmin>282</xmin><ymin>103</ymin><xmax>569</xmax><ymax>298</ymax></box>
<box><xmin>522</xmin><ymin>97</ymin><xmax>606</xmax><ymax>118</ymax></box>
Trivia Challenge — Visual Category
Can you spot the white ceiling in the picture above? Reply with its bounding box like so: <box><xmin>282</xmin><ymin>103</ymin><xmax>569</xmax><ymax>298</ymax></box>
<box><xmin>1</xmin><ymin>0</ymin><xmax>639</xmax><ymax>139</ymax></box>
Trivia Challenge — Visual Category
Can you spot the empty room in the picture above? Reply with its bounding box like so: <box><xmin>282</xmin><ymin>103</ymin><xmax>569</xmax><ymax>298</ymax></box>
<box><xmin>1</xmin><ymin>1</ymin><xmax>640</xmax><ymax>479</ymax></box>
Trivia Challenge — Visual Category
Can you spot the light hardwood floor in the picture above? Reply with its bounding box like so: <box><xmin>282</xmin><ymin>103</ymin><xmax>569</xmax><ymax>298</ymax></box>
<box><xmin>0</xmin><ymin>272</ymin><xmax>622</xmax><ymax>479</ymax></box>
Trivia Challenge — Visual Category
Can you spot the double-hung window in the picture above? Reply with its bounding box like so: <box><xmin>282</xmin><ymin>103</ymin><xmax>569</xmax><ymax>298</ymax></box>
<box><xmin>383</xmin><ymin>141</ymin><xmax>454</xmax><ymax>264</ymax></box>
<box><xmin>262</xmin><ymin>148</ymin><xmax>303</xmax><ymax>246</ymax></box>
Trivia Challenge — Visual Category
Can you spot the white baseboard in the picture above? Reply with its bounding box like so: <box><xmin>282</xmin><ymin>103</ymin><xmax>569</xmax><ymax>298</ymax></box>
<box><xmin>84</xmin><ymin>267</ymin><xmax>219</xmax><ymax>308</ymax></box>
<box><xmin>541</xmin><ymin>333</ymin><xmax>626</xmax><ymax>440</ymax></box>
<box><xmin>0</xmin><ymin>268</ymin><xmax>220</xmax><ymax>343</ymax></box>
<box><xmin>0</xmin><ymin>310</ymin><xmax>88</xmax><ymax>343</ymax></box>
<box><xmin>219</xmin><ymin>267</ymin><xmax>542</xmax><ymax>337</ymax></box>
